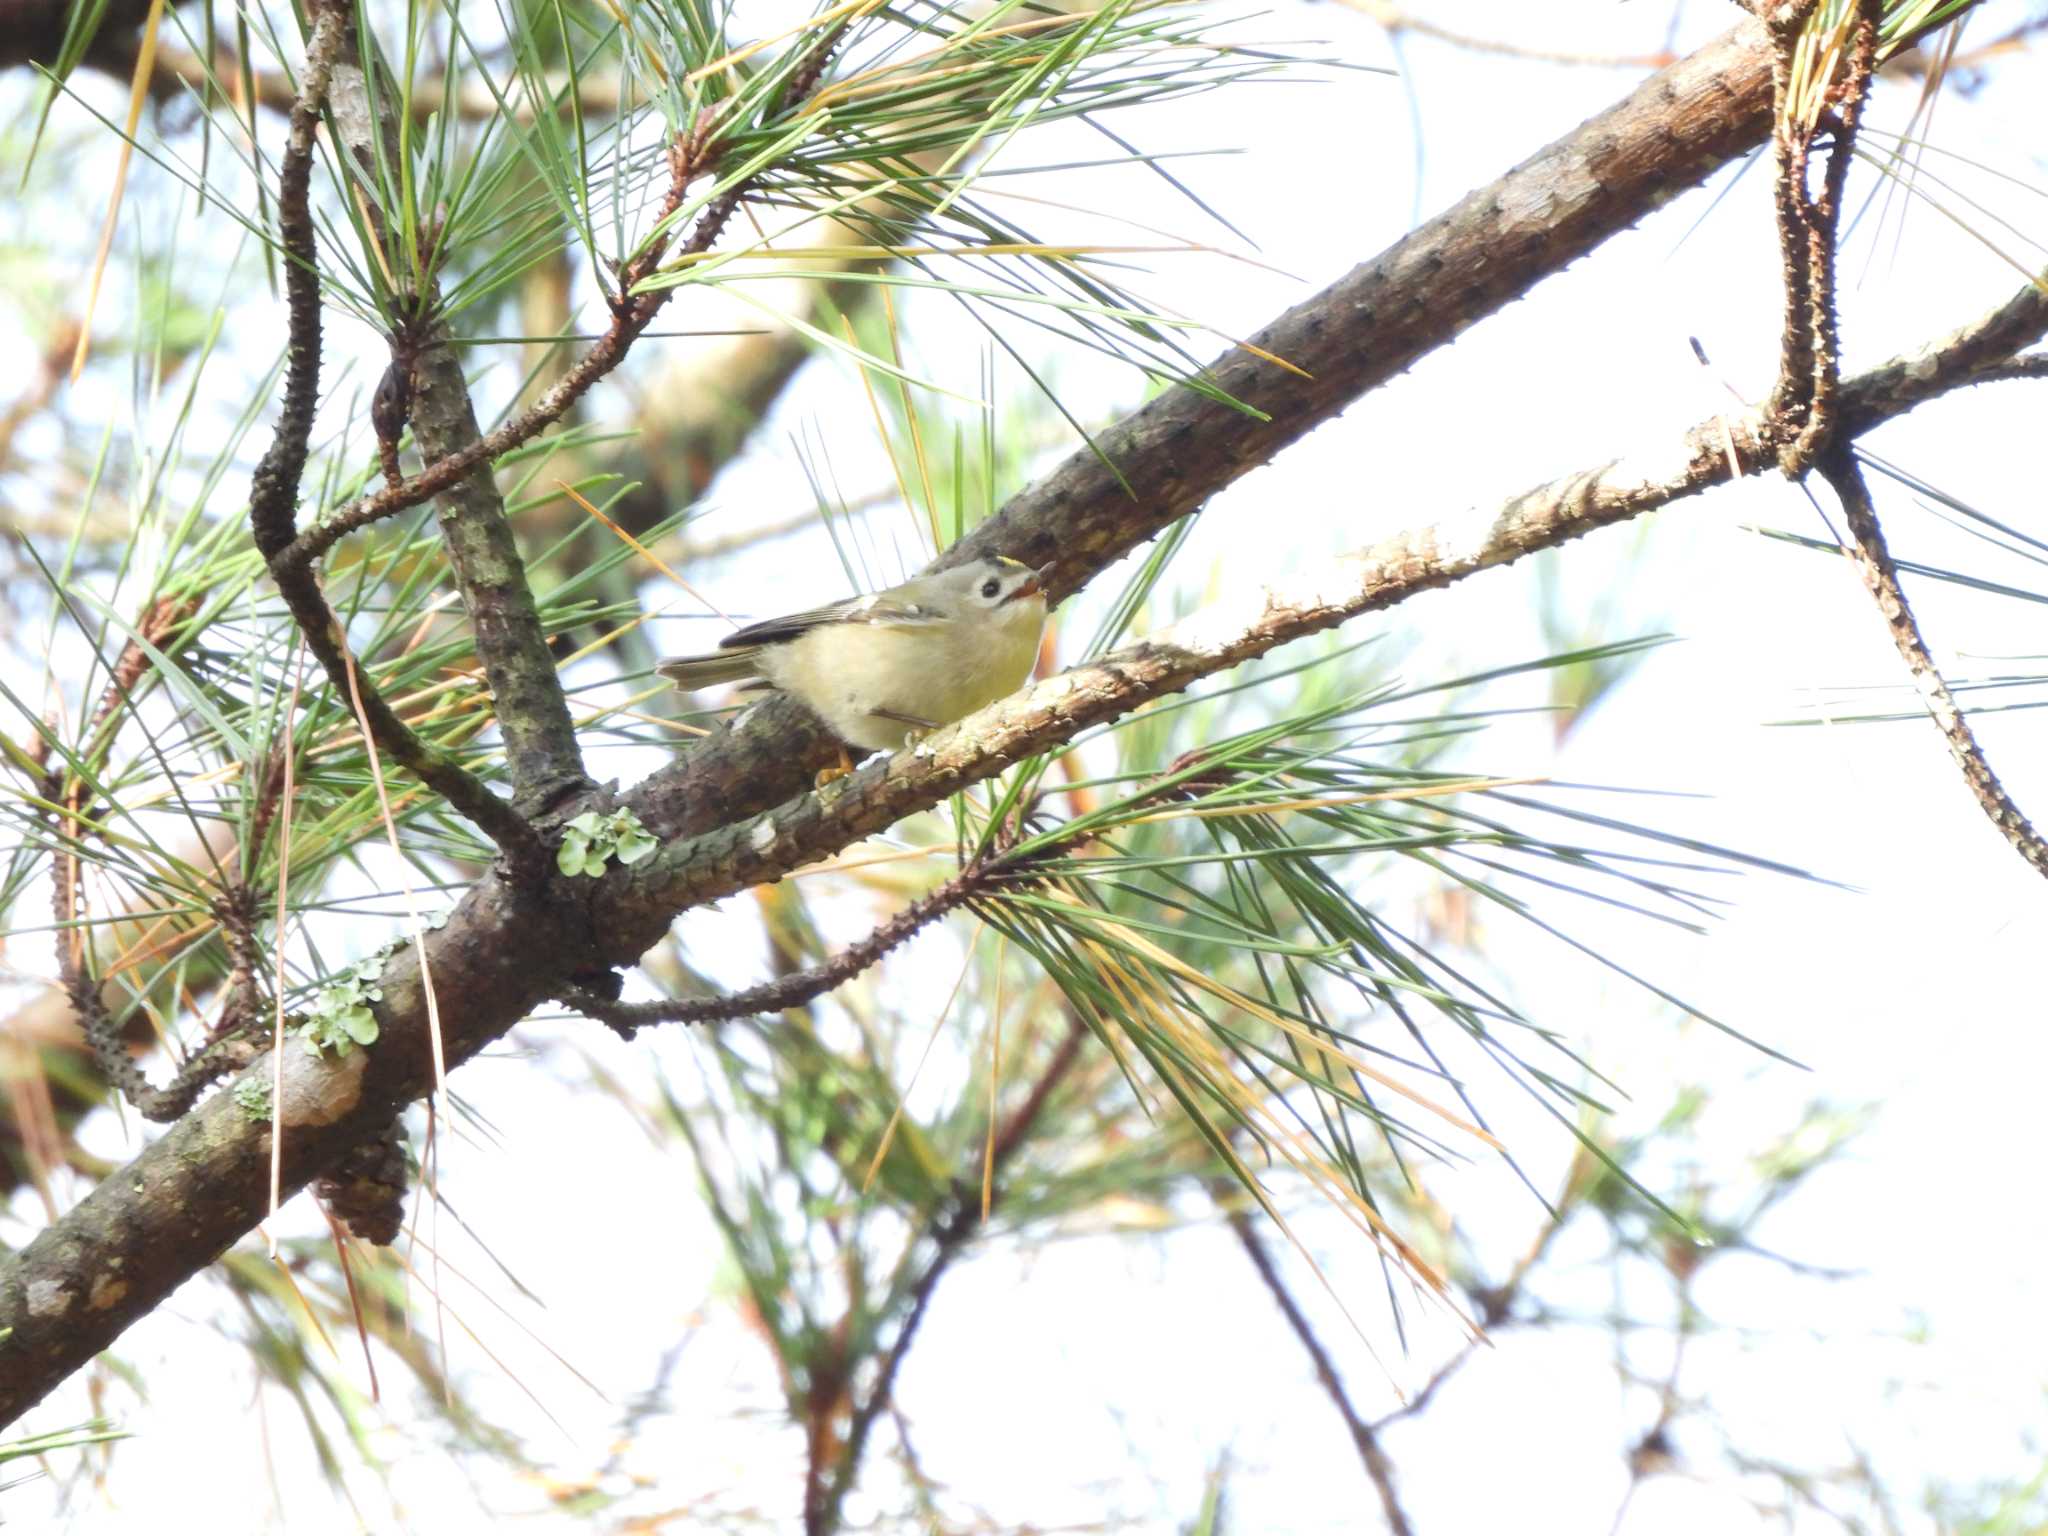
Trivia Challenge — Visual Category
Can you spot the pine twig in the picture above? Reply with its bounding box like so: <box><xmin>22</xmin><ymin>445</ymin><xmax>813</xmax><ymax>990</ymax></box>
<box><xmin>1764</xmin><ymin>0</ymin><xmax>1882</xmax><ymax>477</ymax></box>
<box><xmin>1818</xmin><ymin>450</ymin><xmax>2048</xmax><ymax>879</ymax></box>
<box><xmin>559</xmin><ymin>863</ymin><xmax>988</xmax><ymax>1035</ymax></box>
<box><xmin>1229</xmin><ymin>1207</ymin><xmax>1415</xmax><ymax>1536</ymax></box>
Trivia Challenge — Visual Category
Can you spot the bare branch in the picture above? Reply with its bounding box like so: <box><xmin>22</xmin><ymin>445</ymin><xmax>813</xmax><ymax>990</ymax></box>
<box><xmin>1230</xmin><ymin>1207</ymin><xmax>1415</xmax><ymax>1535</ymax></box>
<box><xmin>1818</xmin><ymin>450</ymin><xmax>2048</xmax><ymax>878</ymax></box>
<box><xmin>1338</xmin><ymin>0</ymin><xmax>1677</xmax><ymax>71</ymax></box>
<box><xmin>560</xmin><ymin>864</ymin><xmax>987</xmax><ymax>1035</ymax></box>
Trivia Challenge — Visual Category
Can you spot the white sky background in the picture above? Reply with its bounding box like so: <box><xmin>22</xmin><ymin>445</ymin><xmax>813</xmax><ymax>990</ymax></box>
<box><xmin>8</xmin><ymin>0</ymin><xmax>2048</xmax><ymax>1531</ymax></box>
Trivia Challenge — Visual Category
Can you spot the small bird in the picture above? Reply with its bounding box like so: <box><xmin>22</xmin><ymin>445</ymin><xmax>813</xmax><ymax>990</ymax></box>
<box><xmin>658</xmin><ymin>555</ymin><xmax>1052</xmax><ymax>753</ymax></box>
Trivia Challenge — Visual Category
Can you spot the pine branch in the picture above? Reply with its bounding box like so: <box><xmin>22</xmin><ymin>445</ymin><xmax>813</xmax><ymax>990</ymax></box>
<box><xmin>612</xmin><ymin>283</ymin><xmax>2048</xmax><ymax>925</ymax></box>
<box><xmin>1819</xmin><ymin>450</ymin><xmax>2048</xmax><ymax>877</ymax></box>
<box><xmin>319</xmin><ymin>19</ymin><xmax>594</xmax><ymax>821</ymax></box>
<box><xmin>280</xmin><ymin>13</ymin><xmax>855</xmax><ymax>576</ymax></box>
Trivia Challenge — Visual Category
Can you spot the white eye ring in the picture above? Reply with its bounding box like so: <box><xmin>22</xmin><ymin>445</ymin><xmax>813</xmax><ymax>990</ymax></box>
<box><xmin>980</xmin><ymin>578</ymin><xmax>1000</xmax><ymax>599</ymax></box>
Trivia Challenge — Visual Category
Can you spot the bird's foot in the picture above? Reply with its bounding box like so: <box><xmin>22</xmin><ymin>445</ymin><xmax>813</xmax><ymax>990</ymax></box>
<box><xmin>814</xmin><ymin>743</ymin><xmax>855</xmax><ymax>788</ymax></box>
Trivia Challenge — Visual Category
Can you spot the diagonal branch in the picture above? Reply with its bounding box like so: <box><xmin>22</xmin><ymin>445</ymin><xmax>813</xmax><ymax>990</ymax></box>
<box><xmin>600</xmin><ymin>280</ymin><xmax>2048</xmax><ymax>938</ymax></box>
<box><xmin>1229</xmin><ymin>1207</ymin><xmax>1414</xmax><ymax>1536</ymax></box>
<box><xmin>1817</xmin><ymin>450</ymin><xmax>2048</xmax><ymax>878</ymax></box>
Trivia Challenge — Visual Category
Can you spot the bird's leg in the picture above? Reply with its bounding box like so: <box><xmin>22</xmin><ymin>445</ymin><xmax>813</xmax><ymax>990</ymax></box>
<box><xmin>814</xmin><ymin>741</ymin><xmax>855</xmax><ymax>789</ymax></box>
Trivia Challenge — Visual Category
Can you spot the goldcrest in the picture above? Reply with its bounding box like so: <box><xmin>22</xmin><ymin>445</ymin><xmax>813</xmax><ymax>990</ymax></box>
<box><xmin>658</xmin><ymin>555</ymin><xmax>1051</xmax><ymax>751</ymax></box>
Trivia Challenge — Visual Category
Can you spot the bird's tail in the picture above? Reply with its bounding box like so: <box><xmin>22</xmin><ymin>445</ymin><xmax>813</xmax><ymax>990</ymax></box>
<box><xmin>657</xmin><ymin>647</ymin><xmax>766</xmax><ymax>691</ymax></box>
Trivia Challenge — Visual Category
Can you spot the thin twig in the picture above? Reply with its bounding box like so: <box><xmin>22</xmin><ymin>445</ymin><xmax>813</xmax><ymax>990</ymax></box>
<box><xmin>1337</xmin><ymin>0</ymin><xmax>1677</xmax><ymax>70</ymax></box>
<box><xmin>1229</xmin><ymin>1207</ymin><xmax>1415</xmax><ymax>1536</ymax></box>
<box><xmin>1818</xmin><ymin>450</ymin><xmax>2048</xmax><ymax>878</ymax></box>
<box><xmin>560</xmin><ymin>866</ymin><xmax>986</xmax><ymax>1034</ymax></box>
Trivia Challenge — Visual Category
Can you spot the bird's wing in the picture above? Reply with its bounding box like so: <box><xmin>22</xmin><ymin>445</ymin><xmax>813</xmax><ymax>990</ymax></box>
<box><xmin>718</xmin><ymin>593</ymin><xmax>942</xmax><ymax>649</ymax></box>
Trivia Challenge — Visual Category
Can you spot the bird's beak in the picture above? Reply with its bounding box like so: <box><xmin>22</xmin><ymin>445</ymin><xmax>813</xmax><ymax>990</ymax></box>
<box><xmin>1003</xmin><ymin>561</ymin><xmax>1056</xmax><ymax>605</ymax></box>
<box><xmin>995</xmin><ymin>561</ymin><xmax>1048</xmax><ymax>606</ymax></box>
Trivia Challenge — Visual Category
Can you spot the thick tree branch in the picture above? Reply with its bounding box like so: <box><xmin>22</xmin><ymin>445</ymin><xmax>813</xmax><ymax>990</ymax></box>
<box><xmin>4</xmin><ymin>271</ymin><xmax>2037</xmax><ymax>1427</ymax></box>
<box><xmin>613</xmin><ymin>290</ymin><xmax>2048</xmax><ymax>922</ymax></box>
<box><xmin>2</xmin><ymin>19</ymin><xmax>2028</xmax><ymax>1427</ymax></box>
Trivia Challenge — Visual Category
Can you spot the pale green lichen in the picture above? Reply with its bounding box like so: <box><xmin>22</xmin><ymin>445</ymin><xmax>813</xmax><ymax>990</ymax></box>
<box><xmin>301</xmin><ymin>954</ymin><xmax>387</xmax><ymax>1056</ymax></box>
<box><xmin>232</xmin><ymin>1079</ymin><xmax>272</xmax><ymax>1122</ymax></box>
<box><xmin>556</xmin><ymin>807</ymin><xmax>658</xmax><ymax>878</ymax></box>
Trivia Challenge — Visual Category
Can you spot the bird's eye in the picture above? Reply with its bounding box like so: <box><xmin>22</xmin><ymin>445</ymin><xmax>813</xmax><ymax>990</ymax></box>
<box><xmin>980</xmin><ymin>578</ymin><xmax>1001</xmax><ymax>599</ymax></box>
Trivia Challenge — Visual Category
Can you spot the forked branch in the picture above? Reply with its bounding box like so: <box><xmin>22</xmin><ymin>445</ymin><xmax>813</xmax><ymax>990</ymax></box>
<box><xmin>1758</xmin><ymin>0</ymin><xmax>2048</xmax><ymax>881</ymax></box>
